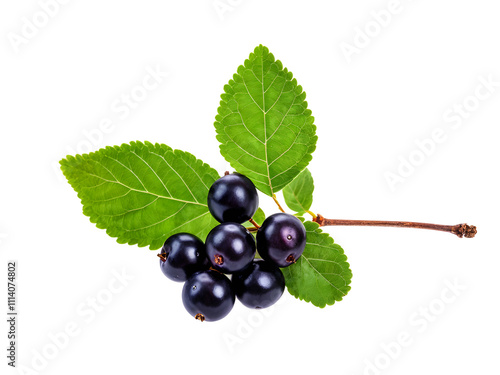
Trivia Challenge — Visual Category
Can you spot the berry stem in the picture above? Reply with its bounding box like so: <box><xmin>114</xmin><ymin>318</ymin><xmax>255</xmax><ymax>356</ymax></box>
<box><xmin>248</xmin><ymin>218</ymin><xmax>260</xmax><ymax>229</ymax></box>
<box><xmin>313</xmin><ymin>214</ymin><xmax>477</xmax><ymax>238</ymax></box>
<box><xmin>272</xmin><ymin>194</ymin><xmax>285</xmax><ymax>213</ymax></box>
<box><xmin>305</xmin><ymin>210</ymin><xmax>317</xmax><ymax>219</ymax></box>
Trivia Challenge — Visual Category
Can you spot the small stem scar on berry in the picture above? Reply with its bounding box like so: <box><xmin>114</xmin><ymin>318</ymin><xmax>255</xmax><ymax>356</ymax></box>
<box><xmin>248</xmin><ymin>218</ymin><xmax>260</xmax><ymax>229</ymax></box>
<box><xmin>157</xmin><ymin>253</ymin><xmax>167</xmax><ymax>261</ymax></box>
<box><xmin>313</xmin><ymin>214</ymin><xmax>477</xmax><ymax>238</ymax></box>
<box><xmin>272</xmin><ymin>194</ymin><xmax>285</xmax><ymax>213</ymax></box>
<box><xmin>195</xmin><ymin>313</ymin><xmax>206</xmax><ymax>322</ymax></box>
<box><xmin>214</xmin><ymin>255</ymin><xmax>224</xmax><ymax>265</ymax></box>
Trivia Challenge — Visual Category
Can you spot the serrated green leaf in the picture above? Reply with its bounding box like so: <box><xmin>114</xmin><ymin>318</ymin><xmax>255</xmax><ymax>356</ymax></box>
<box><xmin>215</xmin><ymin>45</ymin><xmax>317</xmax><ymax>196</ymax></box>
<box><xmin>243</xmin><ymin>207</ymin><xmax>266</xmax><ymax>228</ymax></box>
<box><xmin>60</xmin><ymin>141</ymin><xmax>220</xmax><ymax>250</ymax></box>
<box><xmin>282</xmin><ymin>221</ymin><xmax>352</xmax><ymax>308</ymax></box>
<box><xmin>283</xmin><ymin>168</ymin><xmax>314</xmax><ymax>214</ymax></box>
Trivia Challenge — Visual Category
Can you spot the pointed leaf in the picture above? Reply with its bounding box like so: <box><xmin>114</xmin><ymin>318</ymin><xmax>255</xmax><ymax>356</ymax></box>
<box><xmin>215</xmin><ymin>45</ymin><xmax>317</xmax><ymax>196</ymax></box>
<box><xmin>283</xmin><ymin>168</ymin><xmax>314</xmax><ymax>214</ymax></box>
<box><xmin>60</xmin><ymin>141</ymin><xmax>219</xmax><ymax>250</ymax></box>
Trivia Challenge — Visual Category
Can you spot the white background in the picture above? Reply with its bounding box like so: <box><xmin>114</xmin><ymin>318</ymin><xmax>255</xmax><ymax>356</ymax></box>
<box><xmin>1</xmin><ymin>1</ymin><xmax>499</xmax><ymax>374</ymax></box>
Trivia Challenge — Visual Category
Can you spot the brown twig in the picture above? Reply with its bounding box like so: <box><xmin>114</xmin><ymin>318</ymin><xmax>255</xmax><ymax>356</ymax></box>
<box><xmin>272</xmin><ymin>194</ymin><xmax>285</xmax><ymax>213</ymax></box>
<box><xmin>313</xmin><ymin>214</ymin><xmax>477</xmax><ymax>238</ymax></box>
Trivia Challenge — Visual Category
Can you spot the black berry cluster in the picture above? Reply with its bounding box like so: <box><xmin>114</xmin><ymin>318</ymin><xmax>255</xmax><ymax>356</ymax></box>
<box><xmin>158</xmin><ymin>173</ymin><xmax>306</xmax><ymax>322</ymax></box>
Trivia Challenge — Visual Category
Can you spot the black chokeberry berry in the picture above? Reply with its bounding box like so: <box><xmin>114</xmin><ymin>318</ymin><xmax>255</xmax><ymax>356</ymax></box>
<box><xmin>256</xmin><ymin>213</ymin><xmax>306</xmax><ymax>267</ymax></box>
<box><xmin>206</xmin><ymin>222</ymin><xmax>256</xmax><ymax>273</ymax></box>
<box><xmin>182</xmin><ymin>270</ymin><xmax>235</xmax><ymax>322</ymax></box>
<box><xmin>207</xmin><ymin>173</ymin><xmax>259</xmax><ymax>223</ymax></box>
<box><xmin>232</xmin><ymin>259</ymin><xmax>285</xmax><ymax>309</ymax></box>
<box><xmin>159</xmin><ymin>233</ymin><xmax>209</xmax><ymax>282</ymax></box>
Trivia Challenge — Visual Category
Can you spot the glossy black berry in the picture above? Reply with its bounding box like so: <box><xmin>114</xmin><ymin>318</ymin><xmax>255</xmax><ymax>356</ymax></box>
<box><xmin>207</xmin><ymin>173</ymin><xmax>259</xmax><ymax>223</ymax></box>
<box><xmin>206</xmin><ymin>222</ymin><xmax>256</xmax><ymax>273</ymax></box>
<box><xmin>256</xmin><ymin>213</ymin><xmax>306</xmax><ymax>267</ymax></box>
<box><xmin>232</xmin><ymin>259</ymin><xmax>285</xmax><ymax>309</ymax></box>
<box><xmin>182</xmin><ymin>270</ymin><xmax>235</xmax><ymax>322</ymax></box>
<box><xmin>159</xmin><ymin>233</ymin><xmax>209</xmax><ymax>282</ymax></box>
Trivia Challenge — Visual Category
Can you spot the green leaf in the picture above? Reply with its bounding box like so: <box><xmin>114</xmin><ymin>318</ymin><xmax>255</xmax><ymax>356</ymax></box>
<box><xmin>282</xmin><ymin>221</ymin><xmax>352</xmax><ymax>308</ymax></box>
<box><xmin>243</xmin><ymin>207</ymin><xmax>266</xmax><ymax>228</ymax></box>
<box><xmin>215</xmin><ymin>45</ymin><xmax>317</xmax><ymax>196</ymax></box>
<box><xmin>60</xmin><ymin>141</ymin><xmax>220</xmax><ymax>250</ymax></box>
<box><xmin>283</xmin><ymin>168</ymin><xmax>314</xmax><ymax>214</ymax></box>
